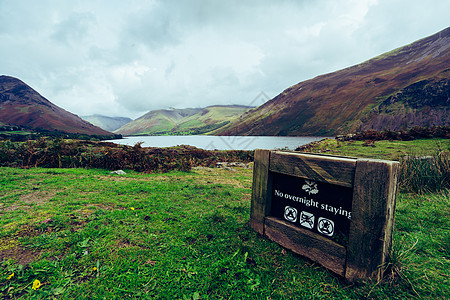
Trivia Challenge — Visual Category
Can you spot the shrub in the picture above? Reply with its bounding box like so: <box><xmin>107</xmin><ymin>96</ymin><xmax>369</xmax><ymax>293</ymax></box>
<box><xmin>336</xmin><ymin>126</ymin><xmax>450</xmax><ymax>141</ymax></box>
<box><xmin>399</xmin><ymin>149</ymin><xmax>449</xmax><ymax>193</ymax></box>
<box><xmin>0</xmin><ymin>139</ymin><xmax>254</xmax><ymax>173</ymax></box>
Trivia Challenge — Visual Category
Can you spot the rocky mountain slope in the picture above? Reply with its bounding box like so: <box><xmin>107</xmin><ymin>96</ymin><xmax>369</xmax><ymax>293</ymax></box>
<box><xmin>82</xmin><ymin>115</ymin><xmax>132</xmax><ymax>132</ymax></box>
<box><xmin>115</xmin><ymin>105</ymin><xmax>253</xmax><ymax>135</ymax></box>
<box><xmin>215</xmin><ymin>27</ymin><xmax>450</xmax><ymax>136</ymax></box>
<box><xmin>0</xmin><ymin>75</ymin><xmax>115</xmax><ymax>137</ymax></box>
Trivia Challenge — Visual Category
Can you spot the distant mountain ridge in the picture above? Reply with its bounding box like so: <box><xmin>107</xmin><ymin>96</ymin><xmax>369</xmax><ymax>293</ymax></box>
<box><xmin>82</xmin><ymin>115</ymin><xmax>132</xmax><ymax>132</ymax></box>
<box><xmin>0</xmin><ymin>75</ymin><xmax>115</xmax><ymax>137</ymax></box>
<box><xmin>215</xmin><ymin>27</ymin><xmax>450</xmax><ymax>136</ymax></box>
<box><xmin>115</xmin><ymin>105</ymin><xmax>253</xmax><ymax>135</ymax></box>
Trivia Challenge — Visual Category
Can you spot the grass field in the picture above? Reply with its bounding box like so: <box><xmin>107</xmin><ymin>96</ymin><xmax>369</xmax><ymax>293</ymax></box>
<box><xmin>1</xmin><ymin>139</ymin><xmax>449</xmax><ymax>299</ymax></box>
<box><xmin>296</xmin><ymin>138</ymin><xmax>448</xmax><ymax>161</ymax></box>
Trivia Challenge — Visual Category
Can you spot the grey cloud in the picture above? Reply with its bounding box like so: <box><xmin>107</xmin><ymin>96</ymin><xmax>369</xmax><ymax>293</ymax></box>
<box><xmin>51</xmin><ymin>12</ymin><xmax>96</xmax><ymax>45</ymax></box>
<box><xmin>164</xmin><ymin>60</ymin><xmax>176</xmax><ymax>78</ymax></box>
<box><xmin>209</xmin><ymin>66</ymin><xmax>241</xmax><ymax>87</ymax></box>
<box><xmin>1</xmin><ymin>0</ymin><xmax>449</xmax><ymax>119</ymax></box>
<box><xmin>124</xmin><ymin>2</ymin><xmax>182</xmax><ymax>50</ymax></box>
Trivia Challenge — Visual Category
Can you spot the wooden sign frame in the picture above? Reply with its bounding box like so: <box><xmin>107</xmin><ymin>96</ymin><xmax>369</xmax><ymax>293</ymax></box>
<box><xmin>250</xmin><ymin>149</ymin><xmax>400</xmax><ymax>281</ymax></box>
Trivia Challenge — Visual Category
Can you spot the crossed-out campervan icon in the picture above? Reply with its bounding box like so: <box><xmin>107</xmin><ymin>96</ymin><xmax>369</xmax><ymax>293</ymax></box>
<box><xmin>299</xmin><ymin>211</ymin><xmax>315</xmax><ymax>229</ymax></box>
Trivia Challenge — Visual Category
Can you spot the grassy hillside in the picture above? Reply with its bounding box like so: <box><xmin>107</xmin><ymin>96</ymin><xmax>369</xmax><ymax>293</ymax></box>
<box><xmin>114</xmin><ymin>109</ymin><xmax>200</xmax><ymax>136</ymax></box>
<box><xmin>81</xmin><ymin>115</ymin><xmax>132</xmax><ymax>132</ymax></box>
<box><xmin>0</xmin><ymin>124</ymin><xmax>121</xmax><ymax>142</ymax></box>
<box><xmin>115</xmin><ymin>106</ymin><xmax>252</xmax><ymax>136</ymax></box>
<box><xmin>0</xmin><ymin>76</ymin><xmax>114</xmax><ymax>137</ymax></box>
<box><xmin>1</xmin><ymin>139</ymin><xmax>449</xmax><ymax>299</ymax></box>
<box><xmin>215</xmin><ymin>27</ymin><xmax>450</xmax><ymax>136</ymax></box>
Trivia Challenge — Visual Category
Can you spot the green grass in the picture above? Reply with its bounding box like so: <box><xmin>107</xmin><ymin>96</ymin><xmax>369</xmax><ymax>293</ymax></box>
<box><xmin>178</xmin><ymin>119</ymin><xmax>204</xmax><ymax>130</ymax></box>
<box><xmin>0</xmin><ymin>131</ymin><xmax>33</xmax><ymax>135</ymax></box>
<box><xmin>391</xmin><ymin>191</ymin><xmax>450</xmax><ymax>297</ymax></box>
<box><xmin>1</xmin><ymin>139</ymin><xmax>449</xmax><ymax>299</ymax></box>
<box><xmin>298</xmin><ymin>138</ymin><xmax>450</xmax><ymax>193</ymax></box>
<box><xmin>399</xmin><ymin>150</ymin><xmax>449</xmax><ymax>193</ymax></box>
<box><xmin>299</xmin><ymin>138</ymin><xmax>449</xmax><ymax>160</ymax></box>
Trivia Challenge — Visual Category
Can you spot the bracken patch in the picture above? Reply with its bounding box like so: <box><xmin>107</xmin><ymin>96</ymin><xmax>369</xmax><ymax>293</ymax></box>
<box><xmin>0</xmin><ymin>139</ymin><xmax>254</xmax><ymax>173</ymax></box>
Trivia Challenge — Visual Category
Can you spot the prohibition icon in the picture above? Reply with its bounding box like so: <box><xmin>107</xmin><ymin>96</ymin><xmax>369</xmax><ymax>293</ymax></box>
<box><xmin>317</xmin><ymin>217</ymin><xmax>334</xmax><ymax>236</ymax></box>
<box><xmin>284</xmin><ymin>206</ymin><xmax>298</xmax><ymax>223</ymax></box>
<box><xmin>299</xmin><ymin>211</ymin><xmax>315</xmax><ymax>229</ymax></box>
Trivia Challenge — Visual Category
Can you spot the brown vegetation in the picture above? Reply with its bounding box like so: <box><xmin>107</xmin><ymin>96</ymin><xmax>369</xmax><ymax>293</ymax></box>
<box><xmin>0</xmin><ymin>138</ymin><xmax>253</xmax><ymax>173</ymax></box>
<box><xmin>0</xmin><ymin>76</ymin><xmax>114</xmax><ymax>136</ymax></box>
<box><xmin>216</xmin><ymin>27</ymin><xmax>450</xmax><ymax>136</ymax></box>
<box><xmin>335</xmin><ymin>126</ymin><xmax>450</xmax><ymax>141</ymax></box>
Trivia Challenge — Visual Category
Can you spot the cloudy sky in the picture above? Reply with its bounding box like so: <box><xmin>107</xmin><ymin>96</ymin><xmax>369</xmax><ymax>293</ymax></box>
<box><xmin>1</xmin><ymin>0</ymin><xmax>449</xmax><ymax>119</ymax></box>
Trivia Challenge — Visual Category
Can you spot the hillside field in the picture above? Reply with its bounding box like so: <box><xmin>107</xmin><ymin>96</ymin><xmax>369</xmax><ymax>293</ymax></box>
<box><xmin>0</xmin><ymin>139</ymin><xmax>449</xmax><ymax>299</ymax></box>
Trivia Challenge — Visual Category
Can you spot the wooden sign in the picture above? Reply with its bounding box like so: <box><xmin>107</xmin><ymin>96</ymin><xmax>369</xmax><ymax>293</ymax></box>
<box><xmin>250</xmin><ymin>150</ymin><xmax>400</xmax><ymax>281</ymax></box>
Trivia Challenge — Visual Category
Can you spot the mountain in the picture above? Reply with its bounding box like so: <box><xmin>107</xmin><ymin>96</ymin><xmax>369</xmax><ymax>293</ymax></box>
<box><xmin>82</xmin><ymin>115</ymin><xmax>132</xmax><ymax>132</ymax></box>
<box><xmin>215</xmin><ymin>27</ymin><xmax>450</xmax><ymax>136</ymax></box>
<box><xmin>114</xmin><ymin>108</ymin><xmax>202</xmax><ymax>135</ymax></box>
<box><xmin>115</xmin><ymin>105</ymin><xmax>253</xmax><ymax>135</ymax></box>
<box><xmin>0</xmin><ymin>75</ymin><xmax>115</xmax><ymax>137</ymax></box>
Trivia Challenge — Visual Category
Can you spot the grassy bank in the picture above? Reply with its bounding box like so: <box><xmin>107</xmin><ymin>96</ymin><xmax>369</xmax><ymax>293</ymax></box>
<box><xmin>297</xmin><ymin>138</ymin><xmax>449</xmax><ymax>193</ymax></box>
<box><xmin>295</xmin><ymin>138</ymin><xmax>448</xmax><ymax>161</ymax></box>
<box><xmin>1</xmin><ymin>139</ymin><xmax>449</xmax><ymax>299</ymax></box>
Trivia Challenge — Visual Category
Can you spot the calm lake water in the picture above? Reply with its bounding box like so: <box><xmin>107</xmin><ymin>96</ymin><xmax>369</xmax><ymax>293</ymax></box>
<box><xmin>106</xmin><ymin>135</ymin><xmax>328</xmax><ymax>151</ymax></box>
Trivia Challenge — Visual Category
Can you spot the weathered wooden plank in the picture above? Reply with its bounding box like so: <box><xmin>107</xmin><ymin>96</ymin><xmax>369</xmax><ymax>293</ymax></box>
<box><xmin>250</xmin><ymin>149</ymin><xmax>272</xmax><ymax>235</ymax></box>
<box><xmin>265</xmin><ymin>217</ymin><xmax>346</xmax><ymax>277</ymax></box>
<box><xmin>380</xmin><ymin>161</ymin><xmax>400</xmax><ymax>279</ymax></box>
<box><xmin>345</xmin><ymin>159</ymin><xmax>400</xmax><ymax>281</ymax></box>
<box><xmin>269</xmin><ymin>152</ymin><xmax>356</xmax><ymax>187</ymax></box>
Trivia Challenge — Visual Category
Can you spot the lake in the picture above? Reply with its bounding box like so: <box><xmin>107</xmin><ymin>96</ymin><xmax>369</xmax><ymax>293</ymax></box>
<box><xmin>106</xmin><ymin>135</ymin><xmax>328</xmax><ymax>151</ymax></box>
